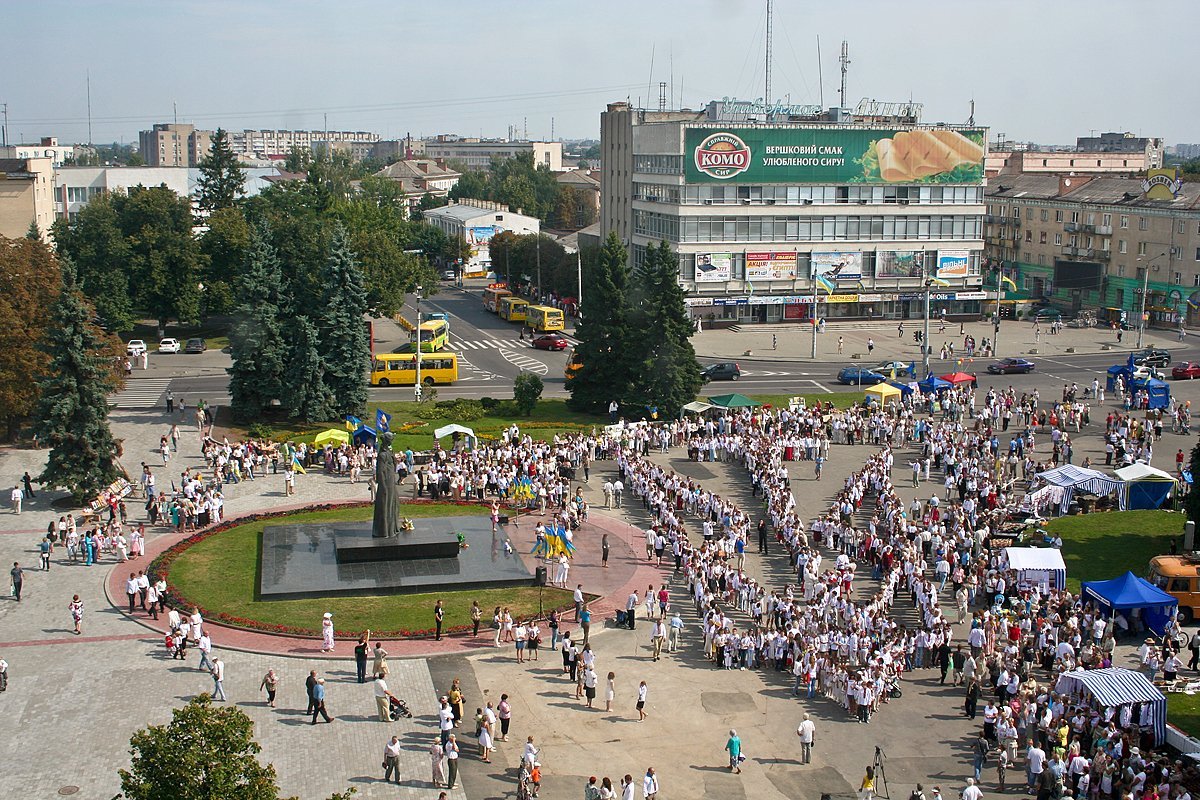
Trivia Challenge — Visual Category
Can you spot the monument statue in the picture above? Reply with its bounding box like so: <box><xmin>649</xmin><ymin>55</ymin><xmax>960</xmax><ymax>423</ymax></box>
<box><xmin>373</xmin><ymin>431</ymin><xmax>399</xmax><ymax>538</ymax></box>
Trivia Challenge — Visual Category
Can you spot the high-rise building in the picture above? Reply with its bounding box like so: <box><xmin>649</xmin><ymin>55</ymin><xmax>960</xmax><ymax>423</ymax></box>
<box><xmin>138</xmin><ymin>123</ymin><xmax>212</xmax><ymax>167</ymax></box>
<box><xmin>600</xmin><ymin>99</ymin><xmax>988</xmax><ymax>324</ymax></box>
<box><xmin>423</xmin><ymin>137</ymin><xmax>562</xmax><ymax>172</ymax></box>
<box><xmin>0</xmin><ymin>157</ymin><xmax>55</xmax><ymax>240</ymax></box>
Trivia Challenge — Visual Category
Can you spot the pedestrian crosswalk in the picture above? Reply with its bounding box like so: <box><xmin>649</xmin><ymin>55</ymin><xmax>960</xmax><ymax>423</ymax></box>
<box><xmin>110</xmin><ymin>377</ymin><xmax>173</xmax><ymax>409</ymax></box>
<box><xmin>498</xmin><ymin>347</ymin><xmax>549</xmax><ymax>376</ymax></box>
<box><xmin>447</xmin><ymin>336</ymin><xmax>578</xmax><ymax>351</ymax></box>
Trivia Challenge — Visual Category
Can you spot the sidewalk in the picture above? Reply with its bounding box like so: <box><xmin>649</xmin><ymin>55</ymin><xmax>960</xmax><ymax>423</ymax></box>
<box><xmin>695</xmin><ymin>317</ymin><xmax>1189</xmax><ymax>363</ymax></box>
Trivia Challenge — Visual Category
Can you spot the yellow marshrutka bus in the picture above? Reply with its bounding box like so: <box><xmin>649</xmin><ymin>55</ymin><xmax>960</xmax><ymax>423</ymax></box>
<box><xmin>483</xmin><ymin>286</ymin><xmax>511</xmax><ymax>313</ymax></box>
<box><xmin>499</xmin><ymin>296</ymin><xmax>529</xmax><ymax>322</ymax></box>
<box><xmin>527</xmin><ymin>305</ymin><xmax>565</xmax><ymax>332</ymax></box>
<box><xmin>371</xmin><ymin>353</ymin><xmax>459</xmax><ymax>386</ymax></box>
<box><xmin>411</xmin><ymin>319</ymin><xmax>449</xmax><ymax>352</ymax></box>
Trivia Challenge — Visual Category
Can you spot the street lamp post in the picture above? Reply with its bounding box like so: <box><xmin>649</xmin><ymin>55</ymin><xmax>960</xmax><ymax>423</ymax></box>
<box><xmin>535</xmin><ymin>233</ymin><xmax>542</xmax><ymax>300</ymax></box>
<box><xmin>993</xmin><ymin>263</ymin><xmax>1003</xmax><ymax>359</ymax></box>
<box><xmin>921</xmin><ymin>251</ymin><xmax>931</xmax><ymax>376</ymax></box>
<box><xmin>1135</xmin><ymin>252</ymin><xmax>1169</xmax><ymax>349</ymax></box>
<box><xmin>414</xmin><ymin>285</ymin><xmax>423</xmax><ymax>402</ymax></box>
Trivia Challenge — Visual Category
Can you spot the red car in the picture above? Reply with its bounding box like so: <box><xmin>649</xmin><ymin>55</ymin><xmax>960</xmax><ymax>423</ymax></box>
<box><xmin>1172</xmin><ymin>361</ymin><xmax>1200</xmax><ymax>380</ymax></box>
<box><xmin>531</xmin><ymin>333</ymin><xmax>570</xmax><ymax>351</ymax></box>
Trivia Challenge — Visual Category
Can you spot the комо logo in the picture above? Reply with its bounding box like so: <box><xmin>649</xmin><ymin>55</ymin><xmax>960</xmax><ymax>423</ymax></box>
<box><xmin>694</xmin><ymin>132</ymin><xmax>751</xmax><ymax>179</ymax></box>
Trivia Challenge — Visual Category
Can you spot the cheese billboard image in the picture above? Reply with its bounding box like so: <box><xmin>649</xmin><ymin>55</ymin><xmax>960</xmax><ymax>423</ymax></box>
<box><xmin>871</xmin><ymin>130</ymin><xmax>985</xmax><ymax>183</ymax></box>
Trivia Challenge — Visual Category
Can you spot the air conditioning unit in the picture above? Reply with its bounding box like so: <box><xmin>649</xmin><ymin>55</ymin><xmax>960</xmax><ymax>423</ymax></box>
<box><xmin>704</xmin><ymin>199</ymin><xmax>714</xmax><ymax>205</ymax></box>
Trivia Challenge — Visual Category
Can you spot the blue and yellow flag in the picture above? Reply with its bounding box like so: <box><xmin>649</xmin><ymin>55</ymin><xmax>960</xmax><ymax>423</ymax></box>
<box><xmin>345</xmin><ymin>415</ymin><xmax>362</xmax><ymax>432</ymax></box>
<box><xmin>376</xmin><ymin>409</ymin><xmax>392</xmax><ymax>433</ymax></box>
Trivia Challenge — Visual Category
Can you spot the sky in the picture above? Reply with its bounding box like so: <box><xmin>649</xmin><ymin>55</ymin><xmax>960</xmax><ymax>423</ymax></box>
<box><xmin>4</xmin><ymin>0</ymin><xmax>1198</xmax><ymax>147</ymax></box>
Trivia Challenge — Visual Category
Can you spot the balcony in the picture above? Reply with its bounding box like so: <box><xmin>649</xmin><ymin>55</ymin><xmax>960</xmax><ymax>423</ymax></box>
<box><xmin>1064</xmin><ymin>222</ymin><xmax>1080</xmax><ymax>233</ymax></box>
<box><xmin>1095</xmin><ymin>225</ymin><xmax>1113</xmax><ymax>235</ymax></box>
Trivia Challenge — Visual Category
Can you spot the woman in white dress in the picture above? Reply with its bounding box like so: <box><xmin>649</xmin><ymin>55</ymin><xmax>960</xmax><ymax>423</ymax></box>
<box><xmin>321</xmin><ymin>612</ymin><xmax>335</xmax><ymax>651</ymax></box>
<box><xmin>477</xmin><ymin>711</ymin><xmax>494</xmax><ymax>763</ymax></box>
<box><xmin>429</xmin><ymin>736</ymin><xmax>446</xmax><ymax>787</ymax></box>
<box><xmin>605</xmin><ymin>671</ymin><xmax>616</xmax><ymax>711</ymax></box>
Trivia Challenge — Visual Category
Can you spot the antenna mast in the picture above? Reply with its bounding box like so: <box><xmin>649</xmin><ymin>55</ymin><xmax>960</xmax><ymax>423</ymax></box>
<box><xmin>86</xmin><ymin>71</ymin><xmax>93</xmax><ymax>145</ymax></box>
<box><xmin>764</xmin><ymin>0</ymin><xmax>773</xmax><ymax>106</ymax></box>
<box><xmin>839</xmin><ymin>40</ymin><xmax>850</xmax><ymax>108</ymax></box>
<box><xmin>816</xmin><ymin>36</ymin><xmax>824</xmax><ymax>109</ymax></box>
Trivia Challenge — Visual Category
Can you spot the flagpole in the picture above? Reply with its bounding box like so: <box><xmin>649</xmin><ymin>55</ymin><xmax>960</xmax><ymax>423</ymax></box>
<box><xmin>810</xmin><ymin>269</ymin><xmax>818</xmax><ymax>359</ymax></box>
<box><xmin>414</xmin><ymin>285</ymin><xmax>423</xmax><ymax>402</ymax></box>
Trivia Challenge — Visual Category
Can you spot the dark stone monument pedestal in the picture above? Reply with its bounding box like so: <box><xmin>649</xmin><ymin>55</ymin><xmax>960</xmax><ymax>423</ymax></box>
<box><xmin>334</xmin><ymin>527</ymin><xmax>460</xmax><ymax>562</ymax></box>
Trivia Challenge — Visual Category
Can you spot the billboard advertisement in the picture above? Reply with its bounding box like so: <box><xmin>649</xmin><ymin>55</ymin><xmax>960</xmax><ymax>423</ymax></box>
<box><xmin>877</xmin><ymin>250</ymin><xmax>924</xmax><ymax>279</ymax></box>
<box><xmin>685</xmin><ymin>127</ymin><xmax>986</xmax><ymax>185</ymax></box>
<box><xmin>811</xmin><ymin>251</ymin><xmax>863</xmax><ymax>282</ymax></box>
<box><xmin>935</xmin><ymin>250</ymin><xmax>970</xmax><ymax>279</ymax></box>
<box><xmin>746</xmin><ymin>252</ymin><xmax>797</xmax><ymax>281</ymax></box>
<box><xmin>694</xmin><ymin>252</ymin><xmax>732</xmax><ymax>283</ymax></box>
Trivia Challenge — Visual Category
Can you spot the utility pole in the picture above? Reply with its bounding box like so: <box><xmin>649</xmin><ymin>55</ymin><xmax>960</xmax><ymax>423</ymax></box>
<box><xmin>922</xmin><ymin>251</ymin><xmax>932</xmax><ymax>376</ymax></box>
<box><xmin>1</xmin><ymin>103</ymin><xmax>7</xmax><ymax>147</ymax></box>
<box><xmin>536</xmin><ymin>233</ymin><xmax>542</xmax><ymax>299</ymax></box>
<box><xmin>414</xmin><ymin>285</ymin><xmax>423</xmax><ymax>401</ymax></box>
<box><xmin>809</xmin><ymin>276</ymin><xmax>818</xmax><ymax>359</ymax></box>
<box><xmin>86</xmin><ymin>70</ymin><xmax>93</xmax><ymax>145</ymax></box>
<box><xmin>993</xmin><ymin>263</ymin><xmax>1003</xmax><ymax>358</ymax></box>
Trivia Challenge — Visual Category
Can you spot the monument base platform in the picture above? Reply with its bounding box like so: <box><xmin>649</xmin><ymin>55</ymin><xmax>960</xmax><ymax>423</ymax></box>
<box><xmin>333</xmin><ymin>527</ymin><xmax>460</xmax><ymax>562</ymax></box>
<box><xmin>259</xmin><ymin>515</ymin><xmax>536</xmax><ymax>598</ymax></box>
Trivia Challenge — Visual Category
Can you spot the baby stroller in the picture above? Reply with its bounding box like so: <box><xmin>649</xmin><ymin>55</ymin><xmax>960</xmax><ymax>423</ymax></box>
<box><xmin>388</xmin><ymin>695</ymin><xmax>413</xmax><ymax>720</ymax></box>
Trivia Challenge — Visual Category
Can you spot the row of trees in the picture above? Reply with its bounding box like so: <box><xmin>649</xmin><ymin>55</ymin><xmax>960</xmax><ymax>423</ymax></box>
<box><xmin>566</xmin><ymin>234</ymin><xmax>702</xmax><ymax>418</ymax></box>
<box><xmin>53</xmin><ymin>129</ymin><xmax>460</xmax><ymax>334</ymax></box>
<box><xmin>449</xmin><ymin>151</ymin><xmax>596</xmax><ymax>230</ymax></box>
<box><xmin>487</xmin><ymin>231</ymin><xmax>579</xmax><ymax>299</ymax></box>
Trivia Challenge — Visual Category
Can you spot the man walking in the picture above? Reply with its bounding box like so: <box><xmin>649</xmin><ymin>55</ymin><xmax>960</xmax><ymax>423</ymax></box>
<box><xmin>10</xmin><ymin>485</ymin><xmax>21</xmax><ymax>514</ymax></box>
<box><xmin>797</xmin><ymin>713</ymin><xmax>816</xmax><ymax>764</ymax></box>
<box><xmin>126</xmin><ymin>572</ymin><xmax>139</xmax><ymax>613</ymax></box>
<box><xmin>574</xmin><ymin>584</ymin><xmax>584</xmax><ymax>621</ymax></box>
<box><xmin>21</xmin><ymin>472</ymin><xmax>35</xmax><ymax>499</ymax></box>
<box><xmin>650</xmin><ymin>618</ymin><xmax>666</xmax><ymax>661</ymax></box>
<box><xmin>197</xmin><ymin>632</ymin><xmax>214</xmax><ymax>673</ymax></box>
<box><xmin>626</xmin><ymin>590</ymin><xmax>638</xmax><ymax>630</ymax></box>
<box><xmin>383</xmin><ymin>735</ymin><xmax>402</xmax><ymax>784</ymax></box>
<box><xmin>310</xmin><ymin>677</ymin><xmax>333</xmax><ymax>723</ymax></box>
<box><xmin>210</xmin><ymin>657</ymin><xmax>227</xmax><ymax>701</ymax></box>
<box><xmin>10</xmin><ymin>562</ymin><xmax>23</xmax><ymax>602</ymax></box>
<box><xmin>305</xmin><ymin>670</ymin><xmax>318</xmax><ymax>715</ymax></box>
<box><xmin>374</xmin><ymin>673</ymin><xmax>396</xmax><ymax>722</ymax></box>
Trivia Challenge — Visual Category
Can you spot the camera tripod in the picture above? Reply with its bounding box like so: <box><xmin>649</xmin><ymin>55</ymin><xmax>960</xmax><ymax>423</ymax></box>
<box><xmin>873</xmin><ymin>745</ymin><xmax>890</xmax><ymax>799</ymax></box>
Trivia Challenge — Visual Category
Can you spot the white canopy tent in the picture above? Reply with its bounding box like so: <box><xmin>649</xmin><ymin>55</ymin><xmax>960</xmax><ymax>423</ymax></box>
<box><xmin>1001</xmin><ymin>546</ymin><xmax>1067</xmax><ymax>591</ymax></box>
<box><xmin>433</xmin><ymin>423</ymin><xmax>476</xmax><ymax>439</ymax></box>
<box><xmin>681</xmin><ymin>401</ymin><xmax>714</xmax><ymax>415</ymax></box>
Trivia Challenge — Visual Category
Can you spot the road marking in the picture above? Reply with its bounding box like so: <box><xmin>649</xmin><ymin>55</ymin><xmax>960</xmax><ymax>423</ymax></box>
<box><xmin>451</xmin><ymin>352</ymin><xmax>502</xmax><ymax>382</ymax></box>
<box><xmin>498</xmin><ymin>348</ymin><xmax>549</xmax><ymax>375</ymax></box>
<box><xmin>109</xmin><ymin>377</ymin><xmax>173</xmax><ymax>409</ymax></box>
<box><xmin>807</xmin><ymin>379</ymin><xmax>834</xmax><ymax>394</ymax></box>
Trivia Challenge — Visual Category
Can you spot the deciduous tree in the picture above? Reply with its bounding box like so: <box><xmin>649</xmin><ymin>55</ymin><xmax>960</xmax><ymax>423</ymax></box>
<box><xmin>51</xmin><ymin>195</ymin><xmax>135</xmax><ymax>331</ymax></box>
<box><xmin>0</xmin><ymin>236</ymin><xmax>62</xmax><ymax>438</ymax></box>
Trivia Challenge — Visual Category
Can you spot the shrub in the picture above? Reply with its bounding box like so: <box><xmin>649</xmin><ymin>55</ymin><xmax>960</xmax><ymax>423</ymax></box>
<box><xmin>246</xmin><ymin>422</ymin><xmax>275</xmax><ymax>440</ymax></box>
<box><xmin>479</xmin><ymin>397</ymin><xmax>501</xmax><ymax>412</ymax></box>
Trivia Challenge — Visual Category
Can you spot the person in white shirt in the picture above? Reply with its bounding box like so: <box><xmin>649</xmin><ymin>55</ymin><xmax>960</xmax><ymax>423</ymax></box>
<box><xmin>374</xmin><ymin>674</ymin><xmax>397</xmax><ymax>721</ymax></box>
<box><xmin>642</xmin><ymin>767</ymin><xmax>659</xmax><ymax>799</ymax></box>
<box><xmin>210</xmin><ymin>657</ymin><xmax>226</xmax><ymax>701</ymax></box>
<box><xmin>961</xmin><ymin>777</ymin><xmax>982</xmax><ymax>800</ymax></box>
<box><xmin>797</xmin><ymin>713</ymin><xmax>816</xmax><ymax>763</ymax></box>
<box><xmin>650</xmin><ymin>620</ymin><xmax>666</xmax><ymax>661</ymax></box>
<box><xmin>383</xmin><ymin>735</ymin><xmax>402</xmax><ymax>784</ymax></box>
<box><xmin>197</xmin><ymin>633</ymin><xmax>214</xmax><ymax>673</ymax></box>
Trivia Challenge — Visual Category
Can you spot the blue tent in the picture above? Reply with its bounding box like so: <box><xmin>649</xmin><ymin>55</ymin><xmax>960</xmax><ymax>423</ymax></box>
<box><xmin>1131</xmin><ymin>377</ymin><xmax>1171</xmax><ymax>410</ymax></box>
<box><xmin>1081</xmin><ymin>571</ymin><xmax>1178</xmax><ymax>635</ymax></box>
<box><xmin>352</xmin><ymin>425</ymin><xmax>377</xmax><ymax>446</ymax></box>
<box><xmin>1115</xmin><ymin>463</ymin><xmax>1177</xmax><ymax>510</ymax></box>
<box><xmin>917</xmin><ymin>375</ymin><xmax>952</xmax><ymax>394</ymax></box>
<box><xmin>887</xmin><ymin>380</ymin><xmax>915</xmax><ymax>397</ymax></box>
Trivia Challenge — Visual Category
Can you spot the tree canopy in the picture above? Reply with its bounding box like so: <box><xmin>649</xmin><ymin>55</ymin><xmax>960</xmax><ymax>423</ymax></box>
<box><xmin>566</xmin><ymin>232</ymin><xmax>632</xmax><ymax>413</ymax></box>
<box><xmin>196</xmin><ymin>128</ymin><xmax>247</xmax><ymax>213</ymax></box>
<box><xmin>0</xmin><ymin>236</ymin><xmax>64</xmax><ymax>438</ymax></box>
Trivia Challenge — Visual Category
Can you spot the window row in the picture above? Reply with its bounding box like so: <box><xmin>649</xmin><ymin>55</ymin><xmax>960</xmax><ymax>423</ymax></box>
<box><xmin>633</xmin><ymin>211</ymin><xmax>983</xmax><ymax>243</ymax></box>
<box><xmin>634</xmin><ymin>182</ymin><xmax>982</xmax><ymax>205</ymax></box>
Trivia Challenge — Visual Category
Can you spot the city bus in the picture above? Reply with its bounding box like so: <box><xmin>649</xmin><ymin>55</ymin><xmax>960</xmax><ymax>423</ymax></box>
<box><xmin>565</xmin><ymin>349</ymin><xmax>582</xmax><ymax>381</ymax></box>
<box><xmin>483</xmin><ymin>285</ymin><xmax>511</xmax><ymax>313</ymax></box>
<box><xmin>371</xmin><ymin>352</ymin><xmax>459</xmax><ymax>386</ymax></box>
<box><xmin>499</xmin><ymin>296</ymin><xmax>529</xmax><ymax>323</ymax></box>
<box><xmin>411</xmin><ymin>319</ymin><xmax>449</xmax><ymax>352</ymax></box>
<box><xmin>526</xmin><ymin>305</ymin><xmax>565</xmax><ymax>332</ymax></box>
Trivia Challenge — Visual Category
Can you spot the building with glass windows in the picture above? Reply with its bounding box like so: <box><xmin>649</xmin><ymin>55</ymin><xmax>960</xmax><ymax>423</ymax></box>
<box><xmin>600</xmin><ymin>100</ymin><xmax>988</xmax><ymax>324</ymax></box>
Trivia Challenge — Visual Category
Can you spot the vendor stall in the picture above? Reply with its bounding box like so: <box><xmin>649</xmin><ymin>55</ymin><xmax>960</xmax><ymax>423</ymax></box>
<box><xmin>1054</xmin><ymin>667</ymin><xmax>1167</xmax><ymax>746</ymax></box>
<box><xmin>1115</xmin><ymin>463</ymin><xmax>1178</xmax><ymax>510</ymax></box>
<box><xmin>1082</xmin><ymin>571</ymin><xmax>1178</xmax><ymax>636</ymax></box>
<box><xmin>1033</xmin><ymin>464</ymin><xmax>1127</xmax><ymax>515</ymax></box>
<box><xmin>940</xmin><ymin>371</ymin><xmax>978</xmax><ymax>386</ymax></box>
<box><xmin>1001</xmin><ymin>546</ymin><xmax>1067</xmax><ymax>592</ymax></box>
<box><xmin>917</xmin><ymin>375</ymin><xmax>952</xmax><ymax>394</ymax></box>
<box><xmin>864</xmin><ymin>383</ymin><xmax>902</xmax><ymax>406</ymax></box>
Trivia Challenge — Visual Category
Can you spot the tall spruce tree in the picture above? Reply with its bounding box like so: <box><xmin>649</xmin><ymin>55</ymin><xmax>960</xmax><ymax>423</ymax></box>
<box><xmin>33</xmin><ymin>259</ymin><xmax>121</xmax><ymax>502</ymax></box>
<box><xmin>317</xmin><ymin>224</ymin><xmax>370</xmax><ymax>416</ymax></box>
<box><xmin>283</xmin><ymin>316</ymin><xmax>336</xmax><ymax>421</ymax></box>
<box><xmin>227</xmin><ymin>227</ymin><xmax>287</xmax><ymax>421</ymax></box>
<box><xmin>196</xmin><ymin>128</ymin><xmax>246</xmax><ymax>213</ymax></box>
<box><xmin>566</xmin><ymin>232</ymin><xmax>633</xmax><ymax>413</ymax></box>
<box><xmin>627</xmin><ymin>241</ymin><xmax>703</xmax><ymax>418</ymax></box>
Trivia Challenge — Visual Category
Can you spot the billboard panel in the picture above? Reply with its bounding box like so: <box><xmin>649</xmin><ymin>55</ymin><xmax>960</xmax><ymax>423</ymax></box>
<box><xmin>811</xmin><ymin>251</ymin><xmax>863</xmax><ymax>282</ymax></box>
<box><xmin>877</xmin><ymin>250</ymin><xmax>924</xmax><ymax>279</ymax></box>
<box><xmin>694</xmin><ymin>252</ymin><xmax>732</xmax><ymax>283</ymax></box>
<box><xmin>685</xmin><ymin>127</ymin><xmax>986</xmax><ymax>184</ymax></box>
<box><xmin>936</xmin><ymin>250</ymin><xmax>970</xmax><ymax>279</ymax></box>
<box><xmin>746</xmin><ymin>252</ymin><xmax>797</xmax><ymax>281</ymax></box>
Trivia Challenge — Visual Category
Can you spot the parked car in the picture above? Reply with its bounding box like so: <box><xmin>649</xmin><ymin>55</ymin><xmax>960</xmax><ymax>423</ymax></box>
<box><xmin>1132</xmin><ymin>364</ymin><xmax>1164</xmax><ymax>382</ymax></box>
<box><xmin>184</xmin><ymin>338</ymin><xmax>207</xmax><ymax>354</ymax></box>
<box><xmin>1132</xmin><ymin>347</ymin><xmax>1171</xmax><ymax>368</ymax></box>
<box><xmin>157</xmin><ymin>338</ymin><xmax>181</xmax><ymax>353</ymax></box>
<box><xmin>987</xmin><ymin>357</ymin><xmax>1035</xmax><ymax>375</ymax></box>
<box><xmin>701</xmin><ymin>362</ymin><xmax>742</xmax><ymax>382</ymax></box>
<box><xmin>836</xmin><ymin>366</ymin><xmax>886</xmax><ymax>385</ymax></box>
<box><xmin>871</xmin><ymin>360</ymin><xmax>915</xmax><ymax>379</ymax></box>
<box><xmin>1172</xmin><ymin>361</ymin><xmax>1200</xmax><ymax>380</ymax></box>
<box><xmin>440</xmin><ymin>268</ymin><xmax>457</xmax><ymax>281</ymax></box>
<box><xmin>126</xmin><ymin>339</ymin><xmax>146</xmax><ymax>357</ymax></box>
<box><xmin>1031</xmin><ymin>307</ymin><xmax>1065</xmax><ymax>323</ymax></box>
<box><xmin>530</xmin><ymin>333</ymin><xmax>569</xmax><ymax>351</ymax></box>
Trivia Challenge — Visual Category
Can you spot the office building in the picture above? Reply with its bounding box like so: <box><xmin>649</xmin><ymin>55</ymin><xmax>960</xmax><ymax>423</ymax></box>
<box><xmin>600</xmin><ymin>99</ymin><xmax>988</xmax><ymax>324</ymax></box>
<box><xmin>228</xmin><ymin>129</ymin><xmax>379</xmax><ymax>160</ymax></box>
<box><xmin>139</xmin><ymin>124</ymin><xmax>213</xmax><ymax>167</ymax></box>
<box><xmin>423</xmin><ymin>200</ymin><xmax>540</xmax><ymax>277</ymax></box>
<box><xmin>53</xmin><ymin>166</ymin><xmax>280</xmax><ymax>221</ymax></box>
<box><xmin>984</xmin><ymin>171</ymin><xmax>1200</xmax><ymax>327</ymax></box>
<box><xmin>0</xmin><ymin>138</ymin><xmax>75</xmax><ymax>168</ymax></box>
<box><xmin>0</xmin><ymin>157</ymin><xmax>54</xmax><ymax>240</ymax></box>
<box><xmin>423</xmin><ymin>137</ymin><xmax>562</xmax><ymax>172</ymax></box>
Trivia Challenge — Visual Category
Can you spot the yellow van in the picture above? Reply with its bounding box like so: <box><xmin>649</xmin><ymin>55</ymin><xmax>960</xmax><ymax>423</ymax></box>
<box><xmin>1149</xmin><ymin>555</ymin><xmax>1200</xmax><ymax>622</ymax></box>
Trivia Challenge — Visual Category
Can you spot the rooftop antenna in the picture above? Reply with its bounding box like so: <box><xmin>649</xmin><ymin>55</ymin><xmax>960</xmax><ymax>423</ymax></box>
<box><xmin>173</xmin><ymin>100</ymin><xmax>177</xmax><ymax>125</ymax></box>
<box><xmin>816</xmin><ymin>36</ymin><xmax>824</xmax><ymax>109</ymax></box>
<box><xmin>670</xmin><ymin>44</ymin><xmax>674</xmax><ymax>110</ymax></box>
<box><xmin>645</xmin><ymin>43</ymin><xmax>655</xmax><ymax>111</ymax></box>
<box><xmin>765</xmin><ymin>0</ymin><xmax>773</xmax><ymax>106</ymax></box>
<box><xmin>523</xmin><ymin>117</ymin><xmax>527</xmax><ymax>140</ymax></box>
<box><xmin>838</xmin><ymin>40</ymin><xmax>850</xmax><ymax>109</ymax></box>
<box><xmin>1</xmin><ymin>103</ymin><xmax>7</xmax><ymax>147</ymax></box>
<box><xmin>658</xmin><ymin>81</ymin><xmax>667</xmax><ymax>112</ymax></box>
<box><xmin>86</xmin><ymin>71</ymin><xmax>92</xmax><ymax>145</ymax></box>
<box><xmin>550</xmin><ymin>116</ymin><xmax>554</xmax><ymax>142</ymax></box>
<box><xmin>968</xmin><ymin>98</ymin><xmax>975</xmax><ymax>126</ymax></box>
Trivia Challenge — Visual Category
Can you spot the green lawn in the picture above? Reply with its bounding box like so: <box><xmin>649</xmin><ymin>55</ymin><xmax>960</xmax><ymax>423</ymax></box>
<box><xmin>1045</xmin><ymin>510</ymin><xmax>1182</xmax><ymax>592</ymax></box>
<box><xmin>164</xmin><ymin>503</ymin><xmax>571</xmax><ymax>638</ymax></box>
<box><xmin>1168</xmin><ymin>693</ymin><xmax>1200</xmax><ymax>738</ymax></box>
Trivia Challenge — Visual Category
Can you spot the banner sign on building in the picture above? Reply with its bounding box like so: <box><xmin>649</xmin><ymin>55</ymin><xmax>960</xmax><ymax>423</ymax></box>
<box><xmin>877</xmin><ymin>250</ymin><xmax>925</xmax><ymax>279</ymax></box>
<box><xmin>811</xmin><ymin>251</ymin><xmax>863</xmax><ymax>282</ymax></box>
<box><xmin>935</xmin><ymin>250</ymin><xmax>970</xmax><ymax>279</ymax></box>
<box><xmin>1143</xmin><ymin>168</ymin><xmax>1183</xmax><ymax>201</ymax></box>
<box><xmin>694</xmin><ymin>252</ymin><xmax>732</xmax><ymax>283</ymax></box>
<box><xmin>685</xmin><ymin>127</ymin><xmax>986</xmax><ymax>185</ymax></box>
<box><xmin>746</xmin><ymin>252</ymin><xmax>798</xmax><ymax>281</ymax></box>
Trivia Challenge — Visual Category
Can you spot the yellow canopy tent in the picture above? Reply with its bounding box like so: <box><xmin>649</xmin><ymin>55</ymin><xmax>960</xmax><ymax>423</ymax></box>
<box><xmin>313</xmin><ymin>428</ymin><xmax>351</xmax><ymax>446</ymax></box>
<box><xmin>864</xmin><ymin>383</ymin><xmax>902</xmax><ymax>405</ymax></box>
